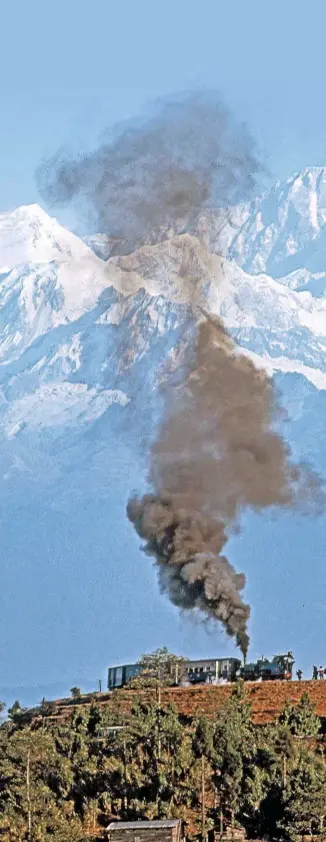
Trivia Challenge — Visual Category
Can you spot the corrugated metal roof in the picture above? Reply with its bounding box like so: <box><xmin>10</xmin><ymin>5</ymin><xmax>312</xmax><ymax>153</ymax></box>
<box><xmin>184</xmin><ymin>657</ymin><xmax>239</xmax><ymax>665</ymax></box>
<box><xmin>107</xmin><ymin>820</ymin><xmax>181</xmax><ymax>830</ymax></box>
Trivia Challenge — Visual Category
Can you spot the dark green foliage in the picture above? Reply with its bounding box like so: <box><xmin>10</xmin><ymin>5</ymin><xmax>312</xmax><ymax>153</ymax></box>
<box><xmin>0</xmin><ymin>689</ymin><xmax>324</xmax><ymax>840</ymax></box>
<box><xmin>280</xmin><ymin>749</ymin><xmax>326</xmax><ymax>839</ymax></box>
<box><xmin>70</xmin><ymin>686</ymin><xmax>82</xmax><ymax>699</ymax></box>
<box><xmin>7</xmin><ymin>701</ymin><xmax>23</xmax><ymax>721</ymax></box>
<box><xmin>211</xmin><ymin>682</ymin><xmax>260</xmax><ymax>827</ymax></box>
<box><xmin>278</xmin><ymin>691</ymin><xmax>320</xmax><ymax>737</ymax></box>
<box><xmin>87</xmin><ymin>702</ymin><xmax>103</xmax><ymax>737</ymax></box>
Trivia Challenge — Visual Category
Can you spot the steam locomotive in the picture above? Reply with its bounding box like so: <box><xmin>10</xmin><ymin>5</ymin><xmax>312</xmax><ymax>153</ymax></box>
<box><xmin>107</xmin><ymin>651</ymin><xmax>295</xmax><ymax>690</ymax></box>
<box><xmin>240</xmin><ymin>652</ymin><xmax>294</xmax><ymax>682</ymax></box>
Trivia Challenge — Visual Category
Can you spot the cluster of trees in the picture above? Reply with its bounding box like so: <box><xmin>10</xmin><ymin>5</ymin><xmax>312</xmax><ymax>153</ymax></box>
<box><xmin>129</xmin><ymin>648</ymin><xmax>187</xmax><ymax>690</ymax></box>
<box><xmin>0</xmin><ymin>675</ymin><xmax>325</xmax><ymax>842</ymax></box>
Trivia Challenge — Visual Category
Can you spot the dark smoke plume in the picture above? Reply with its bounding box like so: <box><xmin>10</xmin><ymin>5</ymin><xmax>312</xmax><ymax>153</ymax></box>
<box><xmin>37</xmin><ymin>92</ymin><xmax>324</xmax><ymax>655</ymax></box>
<box><xmin>127</xmin><ymin>316</ymin><xmax>322</xmax><ymax>656</ymax></box>
<box><xmin>36</xmin><ymin>91</ymin><xmax>261</xmax><ymax>254</ymax></box>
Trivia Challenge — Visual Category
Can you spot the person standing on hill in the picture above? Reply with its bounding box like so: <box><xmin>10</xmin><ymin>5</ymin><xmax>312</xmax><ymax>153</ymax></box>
<box><xmin>313</xmin><ymin>665</ymin><xmax>318</xmax><ymax>680</ymax></box>
<box><xmin>296</xmin><ymin>669</ymin><xmax>302</xmax><ymax>681</ymax></box>
<box><xmin>319</xmin><ymin>666</ymin><xmax>324</xmax><ymax>680</ymax></box>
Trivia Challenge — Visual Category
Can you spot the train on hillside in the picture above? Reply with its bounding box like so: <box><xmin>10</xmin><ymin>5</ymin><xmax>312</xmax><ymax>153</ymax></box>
<box><xmin>241</xmin><ymin>652</ymin><xmax>294</xmax><ymax>682</ymax></box>
<box><xmin>107</xmin><ymin>651</ymin><xmax>295</xmax><ymax>690</ymax></box>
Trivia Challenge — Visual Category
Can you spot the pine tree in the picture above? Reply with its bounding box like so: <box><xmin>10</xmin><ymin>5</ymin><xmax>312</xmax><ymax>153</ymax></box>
<box><xmin>70</xmin><ymin>687</ymin><xmax>82</xmax><ymax>699</ymax></box>
<box><xmin>279</xmin><ymin>692</ymin><xmax>320</xmax><ymax>737</ymax></box>
<box><xmin>0</xmin><ymin>724</ymin><xmax>81</xmax><ymax>841</ymax></box>
<box><xmin>212</xmin><ymin>682</ymin><xmax>259</xmax><ymax>830</ymax></box>
<box><xmin>280</xmin><ymin>748</ymin><xmax>326</xmax><ymax>840</ymax></box>
<box><xmin>87</xmin><ymin>701</ymin><xmax>103</xmax><ymax>737</ymax></box>
<box><xmin>0</xmin><ymin>679</ymin><xmax>324</xmax><ymax>840</ymax></box>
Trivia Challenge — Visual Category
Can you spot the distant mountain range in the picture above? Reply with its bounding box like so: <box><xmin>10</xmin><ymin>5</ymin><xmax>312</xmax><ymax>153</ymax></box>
<box><xmin>1</xmin><ymin>168</ymin><xmax>326</xmax><ymax>704</ymax></box>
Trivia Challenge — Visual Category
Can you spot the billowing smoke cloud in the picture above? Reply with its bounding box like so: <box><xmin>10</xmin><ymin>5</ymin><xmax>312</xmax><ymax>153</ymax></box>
<box><xmin>127</xmin><ymin>316</ymin><xmax>322</xmax><ymax>656</ymax></box>
<box><xmin>37</xmin><ymin>92</ymin><xmax>323</xmax><ymax>655</ymax></box>
<box><xmin>36</xmin><ymin>91</ymin><xmax>261</xmax><ymax>254</ymax></box>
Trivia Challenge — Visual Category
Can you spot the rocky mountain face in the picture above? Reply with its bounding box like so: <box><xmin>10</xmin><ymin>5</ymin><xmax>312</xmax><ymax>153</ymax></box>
<box><xmin>1</xmin><ymin>168</ymin><xmax>326</xmax><ymax>698</ymax></box>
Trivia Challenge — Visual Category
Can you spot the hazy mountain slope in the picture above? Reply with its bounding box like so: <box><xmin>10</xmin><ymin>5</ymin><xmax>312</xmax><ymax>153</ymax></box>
<box><xmin>226</xmin><ymin>167</ymin><xmax>326</xmax><ymax>292</ymax></box>
<box><xmin>1</xmin><ymin>171</ymin><xmax>326</xmax><ymax>701</ymax></box>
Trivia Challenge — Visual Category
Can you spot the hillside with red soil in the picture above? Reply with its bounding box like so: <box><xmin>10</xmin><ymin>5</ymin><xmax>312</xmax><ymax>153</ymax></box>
<box><xmin>47</xmin><ymin>680</ymin><xmax>326</xmax><ymax>726</ymax></box>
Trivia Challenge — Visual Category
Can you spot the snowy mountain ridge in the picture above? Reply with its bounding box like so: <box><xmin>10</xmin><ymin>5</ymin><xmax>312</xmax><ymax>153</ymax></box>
<box><xmin>228</xmin><ymin>166</ymin><xmax>326</xmax><ymax>282</ymax></box>
<box><xmin>2</xmin><ymin>167</ymin><xmax>326</xmax><ymax>690</ymax></box>
<box><xmin>0</xmin><ymin>167</ymin><xmax>326</xmax><ymax>453</ymax></box>
<box><xmin>1</xmin><ymin>174</ymin><xmax>326</xmax><ymax>504</ymax></box>
<box><xmin>1</xmin><ymin>167</ymin><xmax>326</xmax><ymax>420</ymax></box>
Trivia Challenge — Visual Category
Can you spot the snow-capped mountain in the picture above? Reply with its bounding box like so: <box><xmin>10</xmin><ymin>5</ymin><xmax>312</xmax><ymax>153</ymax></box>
<box><xmin>1</xmin><ymin>174</ymin><xmax>326</xmax><ymax>515</ymax></box>
<box><xmin>0</xmin><ymin>205</ymin><xmax>112</xmax><ymax>364</ymax></box>
<box><xmin>227</xmin><ymin>167</ymin><xmax>326</xmax><ymax>291</ymax></box>
<box><xmin>2</xmin><ymin>167</ymin><xmax>326</xmax><ymax>697</ymax></box>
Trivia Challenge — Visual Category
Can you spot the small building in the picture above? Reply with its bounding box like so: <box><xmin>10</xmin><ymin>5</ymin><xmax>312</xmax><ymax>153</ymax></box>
<box><xmin>107</xmin><ymin>819</ymin><xmax>183</xmax><ymax>842</ymax></box>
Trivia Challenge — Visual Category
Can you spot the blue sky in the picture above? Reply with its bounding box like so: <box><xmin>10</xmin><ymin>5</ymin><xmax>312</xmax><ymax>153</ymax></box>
<box><xmin>2</xmin><ymin>0</ymin><xmax>326</xmax><ymax>218</ymax></box>
<box><xmin>1</xmin><ymin>0</ymin><xmax>326</xmax><ymax>703</ymax></box>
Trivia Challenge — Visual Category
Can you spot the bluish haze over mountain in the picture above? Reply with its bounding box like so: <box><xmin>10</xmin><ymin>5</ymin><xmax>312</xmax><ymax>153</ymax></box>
<box><xmin>1</xmin><ymin>168</ymin><xmax>326</xmax><ymax>705</ymax></box>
